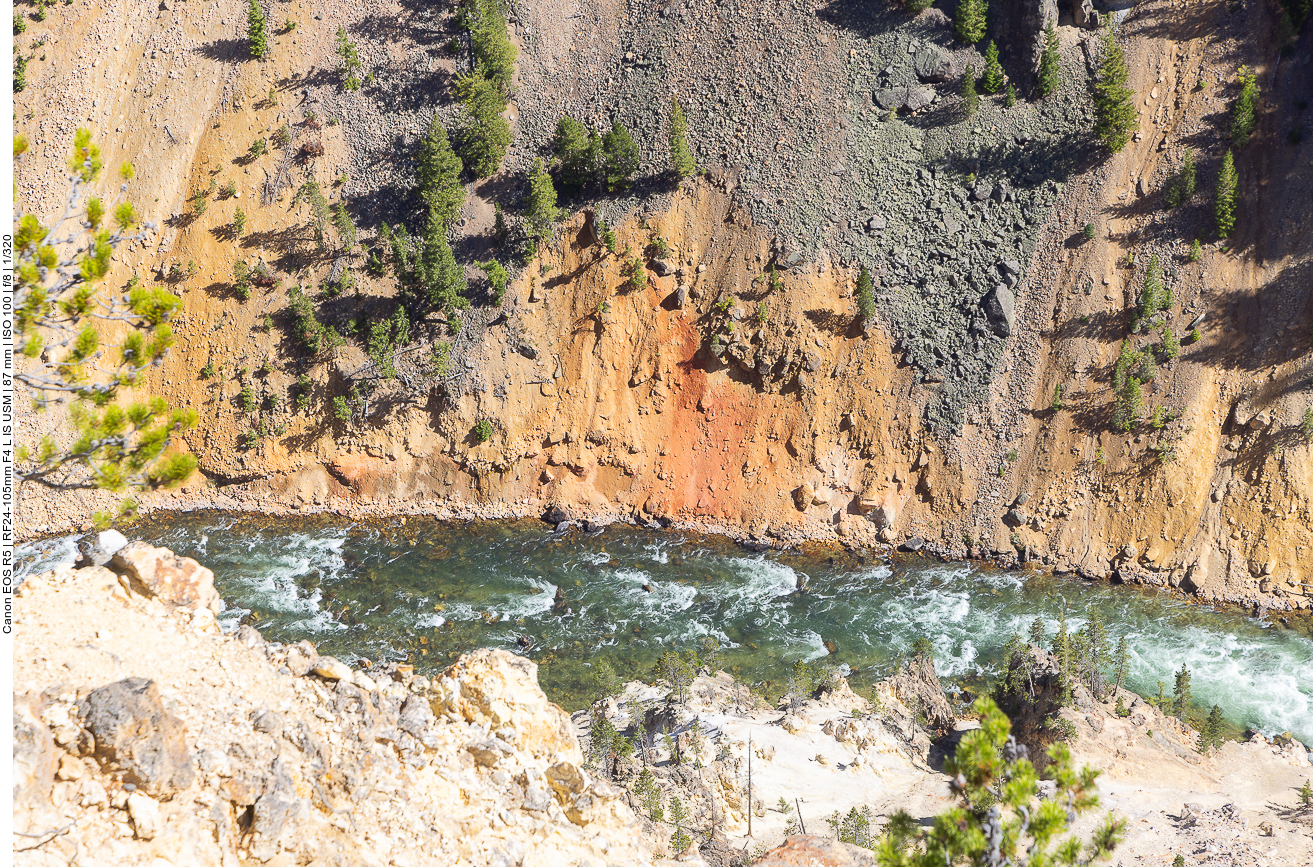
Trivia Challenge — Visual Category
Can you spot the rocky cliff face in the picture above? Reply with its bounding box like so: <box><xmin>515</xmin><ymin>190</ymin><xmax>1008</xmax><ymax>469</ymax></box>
<box><xmin>13</xmin><ymin>0</ymin><xmax>1312</xmax><ymax>613</ymax></box>
<box><xmin>12</xmin><ymin>549</ymin><xmax>668</xmax><ymax>867</ymax></box>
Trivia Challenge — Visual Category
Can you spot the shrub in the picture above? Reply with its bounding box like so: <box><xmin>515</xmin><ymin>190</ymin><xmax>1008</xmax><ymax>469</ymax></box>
<box><xmin>239</xmin><ymin>385</ymin><xmax>257</xmax><ymax>412</ymax></box>
<box><xmin>232</xmin><ymin>207</ymin><xmax>246</xmax><ymax>237</ymax></box>
<box><xmin>854</xmin><ymin>266</ymin><xmax>875</xmax><ymax>319</ymax></box>
<box><xmin>1160</xmin><ymin>326</ymin><xmax>1180</xmax><ymax>360</ymax></box>
<box><xmin>1037</xmin><ymin>23</ymin><xmax>1060</xmax><ymax>98</ymax></box>
<box><xmin>473</xmin><ymin>419</ymin><xmax>493</xmax><ymax>443</ymax></box>
<box><xmin>1188</xmin><ymin>238</ymin><xmax>1202</xmax><ymax>262</ymax></box>
<box><xmin>332</xmin><ymin>396</ymin><xmax>351</xmax><ymax>422</ymax></box>
<box><xmin>1084</xmin><ymin>222</ymin><xmax>1096</xmax><ymax>240</ymax></box>
<box><xmin>621</xmin><ymin>251</ymin><xmax>645</xmax><ymax>291</ymax></box>
<box><xmin>1094</xmin><ymin>22</ymin><xmax>1137</xmax><ymax>153</ymax></box>
<box><xmin>981</xmin><ymin>41</ymin><xmax>1004</xmax><ymax>94</ymax></box>
<box><xmin>479</xmin><ymin>260</ymin><xmax>508</xmax><ymax>305</ymax></box>
<box><xmin>755</xmin><ymin>301</ymin><xmax>769</xmax><ymax>323</ymax></box>
<box><xmin>1301</xmin><ymin>407</ymin><xmax>1313</xmax><ymax>443</ymax></box>
<box><xmin>239</xmin><ymin>430</ymin><xmax>259</xmax><ymax>449</ymax></box>
<box><xmin>1215</xmin><ymin>149</ymin><xmax>1237</xmax><ymax>238</ymax></box>
<box><xmin>669</xmin><ymin>97</ymin><xmax>696</xmax><ymax>178</ymax></box>
<box><xmin>271</xmin><ymin>123</ymin><xmax>290</xmax><ymax>149</ymax></box>
<box><xmin>602</xmin><ymin>120</ymin><xmax>639</xmax><ymax>191</ymax></box>
<box><xmin>246</xmin><ymin>0</ymin><xmax>268</xmax><ymax>59</ymax></box>
<box><xmin>301</xmin><ymin>139</ymin><xmax>325</xmax><ymax>159</ymax></box>
<box><xmin>1051</xmin><ymin>383</ymin><xmax>1065</xmax><ymax>411</ymax></box>
<box><xmin>293</xmin><ymin>375</ymin><xmax>312</xmax><ymax>411</ymax></box>
<box><xmin>1179</xmin><ymin>148</ymin><xmax>1197</xmax><ymax>199</ymax></box>
<box><xmin>250</xmin><ymin>137</ymin><xmax>268</xmax><ymax>159</ymax></box>
<box><xmin>1231</xmin><ymin>65</ymin><xmax>1258</xmax><ymax>147</ymax></box>
<box><xmin>1114</xmin><ymin>377</ymin><xmax>1143</xmax><ymax>432</ymax></box>
<box><xmin>1004</xmin><ymin>83</ymin><xmax>1018</xmax><ymax>108</ymax></box>
<box><xmin>955</xmin><ymin>0</ymin><xmax>987</xmax><ymax>44</ymax></box>
<box><xmin>905</xmin><ymin>0</ymin><xmax>933</xmax><ymax>11</ymax></box>
<box><xmin>14</xmin><ymin>12</ymin><xmax>26</xmax><ymax>34</ymax></box>
<box><xmin>336</xmin><ymin>26</ymin><xmax>362</xmax><ymax>91</ymax></box>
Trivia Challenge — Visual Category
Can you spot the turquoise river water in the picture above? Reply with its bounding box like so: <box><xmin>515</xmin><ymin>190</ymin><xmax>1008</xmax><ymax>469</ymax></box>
<box><xmin>17</xmin><ymin>512</ymin><xmax>1313</xmax><ymax>742</ymax></box>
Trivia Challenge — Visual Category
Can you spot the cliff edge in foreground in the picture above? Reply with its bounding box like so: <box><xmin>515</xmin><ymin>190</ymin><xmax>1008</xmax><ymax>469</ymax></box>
<box><xmin>12</xmin><ymin>543</ymin><xmax>664</xmax><ymax>867</ymax></box>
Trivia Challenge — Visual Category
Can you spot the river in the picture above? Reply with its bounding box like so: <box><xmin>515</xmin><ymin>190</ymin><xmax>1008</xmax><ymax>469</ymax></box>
<box><xmin>17</xmin><ymin>512</ymin><xmax>1313</xmax><ymax>742</ymax></box>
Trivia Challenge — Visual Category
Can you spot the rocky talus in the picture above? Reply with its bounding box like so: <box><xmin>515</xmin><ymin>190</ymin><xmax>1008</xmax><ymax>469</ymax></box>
<box><xmin>12</xmin><ymin>546</ymin><xmax>673</xmax><ymax>867</ymax></box>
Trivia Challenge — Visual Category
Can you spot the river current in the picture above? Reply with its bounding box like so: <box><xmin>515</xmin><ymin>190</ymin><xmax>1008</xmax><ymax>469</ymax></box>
<box><xmin>17</xmin><ymin>512</ymin><xmax>1313</xmax><ymax>742</ymax></box>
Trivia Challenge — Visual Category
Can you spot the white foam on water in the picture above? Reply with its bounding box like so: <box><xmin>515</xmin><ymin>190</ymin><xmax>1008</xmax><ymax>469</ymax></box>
<box><xmin>582</xmin><ymin>551</ymin><xmax>612</xmax><ymax>566</ymax></box>
<box><xmin>614</xmin><ymin>568</ymin><xmax>698</xmax><ymax>613</ymax></box>
<box><xmin>495</xmin><ymin>577</ymin><xmax>559</xmax><ymax>619</ymax></box>
<box><xmin>416</xmin><ymin>614</ymin><xmax>447</xmax><ymax>629</ymax></box>
<box><xmin>799</xmin><ymin>631</ymin><xmax>830</xmax><ymax>663</ymax></box>
<box><xmin>15</xmin><ymin>535</ymin><xmax>80</xmax><ymax>580</ymax></box>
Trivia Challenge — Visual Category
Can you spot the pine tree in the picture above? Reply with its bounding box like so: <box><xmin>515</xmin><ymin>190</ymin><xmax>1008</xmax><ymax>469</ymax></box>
<box><xmin>1138</xmin><ymin>254</ymin><xmax>1164</xmax><ymax>318</ymax></box>
<box><xmin>855</xmin><ymin>265</ymin><xmax>875</xmax><ymax>319</ymax></box>
<box><xmin>1180</xmin><ymin>148</ymin><xmax>1197</xmax><ymax>199</ymax></box>
<box><xmin>416</xmin><ymin>116</ymin><xmax>465</xmax><ymax>230</ymax></box>
<box><xmin>955</xmin><ymin>0</ymin><xmax>988</xmax><ymax>45</ymax></box>
<box><xmin>1171</xmin><ymin>664</ymin><xmax>1193</xmax><ymax>721</ymax></box>
<box><xmin>602</xmin><ymin>119</ymin><xmax>640</xmax><ymax>191</ymax></box>
<box><xmin>1037</xmin><ymin>23</ymin><xmax>1060</xmax><ymax>98</ymax></box>
<box><xmin>962</xmin><ymin>64</ymin><xmax>979</xmax><ymax>118</ymax></box>
<box><xmin>454</xmin><ymin>74</ymin><xmax>512</xmax><ymax>178</ymax></box>
<box><xmin>554</xmin><ymin>115</ymin><xmax>596</xmax><ymax>189</ymax></box>
<box><xmin>668</xmin><ymin>797</ymin><xmax>691</xmax><ymax>855</ymax></box>
<box><xmin>1004</xmin><ymin>84</ymin><xmax>1017</xmax><ymax>108</ymax></box>
<box><xmin>420</xmin><ymin>208</ymin><xmax>468</xmax><ymax>314</ymax></box>
<box><xmin>1115</xmin><ymin>377</ymin><xmax>1143</xmax><ymax>432</ymax></box>
<box><xmin>460</xmin><ymin>0</ymin><xmax>517</xmax><ymax>98</ymax></box>
<box><xmin>981</xmin><ymin>41</ymin><xmax>1004</xmax><ymax>94</ymax></box>
<box><xmin>1298</xmin><ymin>779</ymin><xmax>1313</xmax><ymax>809</ymax></box>
<box><xmin>669</xmin><ymin>97</ymin><xmax>696</xmax><ymax>178</ymax></box>
<box><xmin>1093</xmin><ymin>22</ymin><xmax>1137</xmax><ymax>153</ymax></box>
<box><xmin>1198</xmin><ymin>705</ymin><xmax>1225</xmax><ymax>754</ymax></box>
<box><xmin>1214</xmin><ymin>149</ymin><xmax>1237</xmax><ymax>238</ymax></box>
<box><xmin>247</xmin><ymin>0</ymin><xmax>269</xmax><ymax>59</ymax></box>
<box><xmin>336</xmin><ymin>26</ymin><xmax>362</xmax><ymax>91</ymax></box>
<box><xmin>905</xmin><ymin>0</ymin><xmax>934</xmax><ymax>12</ymax></box>
<box><xmin>1112</xmin><ymin>635</ymin><xmax>1129</xmax><ymax>691</ymax></box>
<box><xmin>1052</xmin><ymin>612</ymin><xmax>1074</xmax><ymax>705</ymax></box>
<box><xmin>1079</xmin><ymin>611</ymin><xmax>1110</xmax><ymax>697</ymax></box>
<box><xmin>524</xmin><ymin>158</ymin><xmax>559</xmax><ymax>246</ymax></box>
<box><xmin>1029</xmin><ymin>617</ymin><xmax>1047</xmax><ymax>648</ymax></box>
<box><xmin>1230</xmin><ymin>65</ymin><xmax>1258</xmax><ymax>147</ymax></box>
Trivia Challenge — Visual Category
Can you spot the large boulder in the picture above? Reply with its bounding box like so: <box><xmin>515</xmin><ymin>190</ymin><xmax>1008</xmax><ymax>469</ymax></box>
<box><xmin>78</xmin><ymin>677</ymin><xmax>195</xmax><ymax>798</ymax></box>
<box><xmin>913</xmin><ymin>45</ymin><xmax>953</xmax><ymax>82</ymax></box>
<box><xmin>983</xmin><ymin>285</ymin><xmax>1016</xmax><ymax>337</ymax></box>
<box><xmin>883</xmin><ymin>653</ymin><xmax>955</xmax><ymax>735</ymax></box>
<box><xmin>875</xmin><ymin>84</ymin><xmax>935</xmax><ymax>112</ymax></box>
<box><xmin>432</xmin><ymin>649</ymin><xmax>583</xmax><ymax>764</ymax></box>
<box><xmin>109</xmin><ymin>542</ymin><xmax>220</xmax><ymax>612</ymax></box>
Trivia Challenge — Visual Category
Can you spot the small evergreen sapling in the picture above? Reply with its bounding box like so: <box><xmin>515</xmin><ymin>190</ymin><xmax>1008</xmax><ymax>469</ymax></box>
<box><xmin>247</xmin><ymin>0</ymin><xmax>268</xmax><ymax>59</ymax></box>
<box><xmin>1214</xmin><ymin>149</ymin><xmax>1237</xmax><ymax>238</ymax></box>
<box><xmin>1231</xmin><ymin>65</ymin><xmax>1258</xmax><ymax>147</ymax></box>
<box><xmin>962</xmin><ymin>65</ymin><xmax>979</xmax><ymax>118</ymax></box>
<box><xmin>981</xmin><ymin>41</ymin><xmax>1004</xmax><ymax>94</ymax></box>
<box><xmin>669</xmin><ymin>97</ymin><xmax>696</xmax><ymax>178</ymax></box>
<box><xmin>1093</xmin><ymin>22</ymin><xmax>1137</xmax><ymax>153</ymax></box>
<box><xmin>1037</xmin><ymin>24</ymin><xmax>1060</xmax><ymax>98</ymax></box>
<box><xmin>855</xmin><ymin>265</ymin><xmax>875</xmax><ymax>319</ymax></box>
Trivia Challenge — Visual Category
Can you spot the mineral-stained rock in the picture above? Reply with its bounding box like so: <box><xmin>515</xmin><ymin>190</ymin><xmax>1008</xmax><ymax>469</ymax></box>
<box><xmin>109</xmin><ymin>542</ymin><xmax>220</xmax><ymax>612</ymax></box>
<box><xmin>310</xmin><ymin>656</ymin><xmax>353</xmax><ymax>682</ymax></box>
<box><xmin>650</xmin><ymin>258</ymin><xmax>674</xmax><ymax>277</ymax></box>
<box><xmin>754</xmin><ymin>835</ymin><xmax>876</xmax><ymax>867</ymax></box>
<box><xmin>251</xmin><ymin>757</ymin><xmax>311</xmax><ymax>861</ymax></box>
<box><xmin>79</xmin><ymin>677</ymin><xmax>195</xmax><ymax>798</ymax></box>
<box><xmin>285</xmin><ymin>640</ymin><xmax>318</xmax><ymax>677</ymax></box>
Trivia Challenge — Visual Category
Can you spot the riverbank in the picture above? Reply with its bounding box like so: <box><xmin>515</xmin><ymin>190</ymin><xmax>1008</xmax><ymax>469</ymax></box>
<box><xmin>15</xmin><ymin>546</ymin><xmax>1313</xmax><ymax>867</ymax></box>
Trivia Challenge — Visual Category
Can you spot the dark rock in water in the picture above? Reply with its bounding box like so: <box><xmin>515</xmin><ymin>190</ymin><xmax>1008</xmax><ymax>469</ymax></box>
<box><xmin>552</xmin><ymin>586</ymin><xmax>568</xmax><ymax>613</ymax></box>
<box><xmin>983</xmin><ymin>285</ymin><xmax>1016</xmax><ymax>337</ymax></box>
<box><xmin>899</xmin><ymin>537</ymin><xmax>926</xmax><ymax>552</ymax></box>
<box><xmin>516</xmin><ymin>635</ymin><xmax>535</xmax><ymax>649</ymax></box>
<box><xmin>641</xmin><ymin>584</ymin><xmax>653</xmax><ymax>593</ymax></box>
<box><xmin>543</xmin><ymin>503</ymin><xmax>572</xmax><ymax>525</ymax></box>
<box><xmin>824</xmin><ymin>639</ymin><xmax>839</xmax><ymax>654</ymax></box>
<box><xmin>79</xmin><ymin>677</ymin><xmax>195</xmax><ymax>798</ymax></box>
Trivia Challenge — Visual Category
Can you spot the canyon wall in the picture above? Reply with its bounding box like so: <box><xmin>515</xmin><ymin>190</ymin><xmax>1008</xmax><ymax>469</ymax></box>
<box><xmin>13</xmin><ymin>0</ymin><xmax>1313</xmax><ymax>610</ymax></box>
